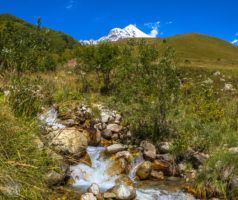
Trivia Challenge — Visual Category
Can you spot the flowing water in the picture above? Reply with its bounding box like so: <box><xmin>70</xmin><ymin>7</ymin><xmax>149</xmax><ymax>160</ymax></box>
<box><xmin>70</xmin><ymin>146</ymin><xmax>118</xmax><ymax>192</ymax></box>
<box><xmin>70</xmin><ymin>146</ymin><xmax>196</xmax><ymax>200</ymax></box>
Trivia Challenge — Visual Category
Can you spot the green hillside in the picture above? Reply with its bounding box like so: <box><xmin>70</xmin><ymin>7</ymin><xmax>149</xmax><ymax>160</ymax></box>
<box><xmin>158</xmin><ymin>33</ymin><xmax>238</xmax><ymax>68</ymax></box>
<box><xmin>0</xmin><ymin>13</ymin><xmax>78</xmax><ymax>53</ymax></box>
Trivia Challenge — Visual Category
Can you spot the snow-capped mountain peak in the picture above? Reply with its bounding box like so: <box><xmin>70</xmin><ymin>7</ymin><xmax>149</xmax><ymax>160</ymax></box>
<box><xmin>80</xmin><ymin>24</ymin><xmax>154</xmax><ymax>44</ymax></box>
<box><xmin>99</xmin><ymin>24</ymin><xmax>153</xmax><ymax>42</ymax></box>
<box><xmin>123</xmin><ymin>24</ymin><xmax>152</xmax><ymax>38</ymax></box>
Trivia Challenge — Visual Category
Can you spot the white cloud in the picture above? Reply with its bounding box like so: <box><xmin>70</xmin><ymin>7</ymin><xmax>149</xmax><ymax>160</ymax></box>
<box><xmin>150</xmin><ymin>29</ymin><xmax>158</xmax><ymax>37</ymax></box>
<box><xmin>144</xmin><ymin>21</ymin><xmax>160</xmax><ymax>37</ymax></box>
<box><xmin>66</xmin><ymin>0</ymin><xmax>75</xmax><ymax>9</ymax></box>
<box><xmin>231</xmin><ymin>39</ymin><xmax>238</xmax><ymax>44</ymax></box>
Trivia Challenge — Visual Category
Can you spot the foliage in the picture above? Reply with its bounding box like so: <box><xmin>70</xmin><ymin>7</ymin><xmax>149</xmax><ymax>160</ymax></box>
<box><xmin>116</xmin><ymin>42</ymin><xmax>180</xmax><ymax>141</ymax></box>
<box><xmin>0</xmin><ymin>14</ymin><xmax>79</xmax><ymax>73</ymax></box>
<box><xmin>0</xmin><ymin>21</ymin><xmax>56</xmax><ymax>72</ymax></box>
<box><xmin>8</xmin><ymin>76</ymin><xmax>54</xmax><ymax>118</ymax></box>
<box><xmin>76</xmin><ymin>42</ymin><xmax>121</xmax><ymax>93</ymax></box>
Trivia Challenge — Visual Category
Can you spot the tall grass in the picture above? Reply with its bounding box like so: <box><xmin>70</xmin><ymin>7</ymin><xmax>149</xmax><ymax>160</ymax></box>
<box><xmin>8</xmin><ymin>76</ymin><xmax>54</xmax><ymax>118</ymax></box>
<box><xmin>0</xmin><ymin>102</ymin><xmax>57</xmax><ymax>199</ymax></box>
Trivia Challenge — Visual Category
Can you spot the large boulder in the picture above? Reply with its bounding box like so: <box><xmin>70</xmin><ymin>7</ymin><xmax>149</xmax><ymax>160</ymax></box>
<box><xmin>136</xmin><ymin>161</ymin><xmax>152</xmax><ymax>180</ymax></box>
<box><xmin>112</xmin><ymin>184</ymin><xmax>136</xmax><ymax>200</ymax></box>
<box><xmin>80</xmin><ymin>193</ymin><xmax>97</xmax><ymax>200</ymax></box>
<box><xmin>47</xmin><ymin>127</ymin><xmax>89</xmax><ymax>159</ymax></box>
<box><xmin>107</xmin><ymin>124</ymin><xmax>123</xmax><ymax>133</ymax></box>
<box><xmin>140</xmin><ymin>141</ymin><xmax>156</xmax><ymax>161</ymax></box>
<box><xmin>106</xmin><ymin>144</ymin><xmax>128</xmax><ymax>154</ymax></box>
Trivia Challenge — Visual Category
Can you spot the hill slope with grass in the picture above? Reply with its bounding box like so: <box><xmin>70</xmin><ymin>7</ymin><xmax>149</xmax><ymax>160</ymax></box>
<box><xmin>157</xmin><ymin>33</ymin><xmax>238</xmax><ymax>68</ymax></box>
<box><xmin>0</xmin><ymin>13</ymin><xmax>79</xmax><ymax>53</ymax></box>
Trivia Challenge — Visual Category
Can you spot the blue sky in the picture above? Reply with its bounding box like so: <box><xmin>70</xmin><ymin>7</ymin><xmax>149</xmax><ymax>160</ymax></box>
<box><xmin>0</xmin><ymin>0</ymin><xmax>237</xmax><ymax>44</ymax></box>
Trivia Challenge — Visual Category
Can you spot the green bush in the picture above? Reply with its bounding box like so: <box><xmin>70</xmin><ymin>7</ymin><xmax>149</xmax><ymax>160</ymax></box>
<box><xmin>0</xmin><ymin>21</ymin><xmax>57</xmax><ymax>72</ymax></box>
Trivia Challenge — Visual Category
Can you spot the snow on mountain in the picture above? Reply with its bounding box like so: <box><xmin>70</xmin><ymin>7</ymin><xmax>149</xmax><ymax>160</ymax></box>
<box><xmin>99</xmin><ymin>24</ymin><xmax>153</xmax><ymax>42</ymax></box>
<box><xmin>80</xmin><ymin>24</ymin><xmax>154</xmax><ymax>45</ymax></box>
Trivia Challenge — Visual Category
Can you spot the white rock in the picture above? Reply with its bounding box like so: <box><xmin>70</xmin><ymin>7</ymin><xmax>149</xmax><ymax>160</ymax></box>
<box><xmin>107</xmin><ymin>124</ymin><xmax>123</xmax><ymax>133</ymax></box>
<box><xmin>80</xmin><ymin>193</ymin><xmax>97</xmax><ymax>200</ymax></box>
<box><xmin>101</xmin><ymin>111</ymin><xmax>111</xmax><ymax>123</ymax></box>
<box><xmin>112</xmin><ymin>184</ymin><xmax>136</xmax><ymax>200</ymax></box>
<box><xmin>106</xmin><ymin>144</ymin><xmax>128</xmax><ymax>154</ymax></box>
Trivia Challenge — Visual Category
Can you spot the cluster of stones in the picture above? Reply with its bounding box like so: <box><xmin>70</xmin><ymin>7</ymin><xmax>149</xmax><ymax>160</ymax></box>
<box><xmin>39</xmin><ymin>104</ymin><xmax>213</xmax><ymax>199</ymax></box>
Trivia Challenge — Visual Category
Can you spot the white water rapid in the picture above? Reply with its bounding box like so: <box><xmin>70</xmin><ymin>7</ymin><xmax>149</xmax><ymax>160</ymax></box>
<box><xmin>70</xmin><ymin>146</ymin><xmax>118</xmax><ymax>192</ymax></box>
<box><xmin>39</xmin><ymin>107</ymin><xmax>65</xmax><ymax>129</ymax></box>
<box><xmin>70</xmin><ymin>146</ymin><xmax>196</xmax><ymax>200</ymax></box>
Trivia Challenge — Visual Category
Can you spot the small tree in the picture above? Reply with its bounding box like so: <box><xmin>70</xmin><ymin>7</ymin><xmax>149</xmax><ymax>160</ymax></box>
<box><xmin>117</xmin><ymin>41</ymin><xmax>180</xmax><ymax>141</ymax></box>
<box><xmin>95</xmin><ymin>42</ymin><xmax>120</xmax><ymax>93</ymax></box>
<box><xmin>77</xmin><ymin>42</ymin><xmax>121</xmax><ymax>93</ymax></box>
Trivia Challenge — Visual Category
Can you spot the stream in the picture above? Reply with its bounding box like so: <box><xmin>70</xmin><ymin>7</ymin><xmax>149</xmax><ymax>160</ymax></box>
<box><xmin>70</xmin><ymin>146</ymin><xmax>196</xmax><ymax>200</ymax></box>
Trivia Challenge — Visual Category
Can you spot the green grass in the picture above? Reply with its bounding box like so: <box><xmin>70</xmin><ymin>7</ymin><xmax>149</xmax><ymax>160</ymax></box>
<box><xmin>0</xmin><ymin>102</ymin><xmax>58</xmax><ymax>199</ymax></box>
